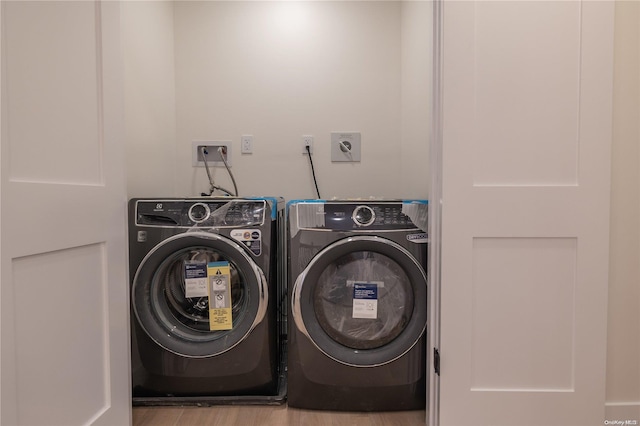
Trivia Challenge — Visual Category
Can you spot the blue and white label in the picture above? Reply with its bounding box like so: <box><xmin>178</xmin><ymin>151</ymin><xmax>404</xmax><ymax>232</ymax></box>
<box><xmin>184</xmin><ymin>261</ymin><xmax>208</xmax><ymax>298</ymax></box>
<box><xmin>352</xmin><ymin>282</ymin><xmax>379</xmax><ymax>319</ymax></box>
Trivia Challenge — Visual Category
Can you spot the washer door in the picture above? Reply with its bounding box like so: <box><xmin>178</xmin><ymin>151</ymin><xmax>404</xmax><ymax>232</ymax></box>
<box><xmin>292</xmin><ymin>235</ymin><xmax>427</xmax><ymax>367</ymax></box>
<box><xmin>132</xmin><ymin>231</ymin><xmax>267</xmax><ymax>358</ymax></box>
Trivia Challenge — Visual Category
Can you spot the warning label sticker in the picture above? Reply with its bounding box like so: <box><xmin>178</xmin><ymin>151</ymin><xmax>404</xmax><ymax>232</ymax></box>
<box><xmin>352</xmin><ymin>282</ymin><xmax>379</xmax><ymax>319</ymax></box>
<box><xmin>207</xmin><ymin>261</ymin><xmax>233</xmax><ymax>330</ymax></box>
<box><xmin>184</xmin><ymin>261</ymin><xmax>208</xmax><ymax>298</ymax></box>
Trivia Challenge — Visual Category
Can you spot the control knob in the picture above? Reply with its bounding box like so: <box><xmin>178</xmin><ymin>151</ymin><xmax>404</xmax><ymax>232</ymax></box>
<box><xmin>188</xmin><ymin>203</ymin><xmax>210</xmax><ymax>223</ymax></box>
<box><xmin>352</xmin><ymin>205</ymin><xmax>375</xmax><ymax>227</ymax></box>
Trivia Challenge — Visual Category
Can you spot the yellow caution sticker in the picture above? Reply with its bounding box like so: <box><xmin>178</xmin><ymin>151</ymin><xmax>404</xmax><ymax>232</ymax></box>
<box><xmin>207</xmin><ymin>261</ymin><xmax>232</xmax><ymax>330</ymax></box>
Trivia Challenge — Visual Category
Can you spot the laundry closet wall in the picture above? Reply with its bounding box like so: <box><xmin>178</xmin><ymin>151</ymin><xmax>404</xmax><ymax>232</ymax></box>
<box><xmin>123</xmin><ymin>1</ymin><xmax>430</xmax><ymax>201</ymax></box>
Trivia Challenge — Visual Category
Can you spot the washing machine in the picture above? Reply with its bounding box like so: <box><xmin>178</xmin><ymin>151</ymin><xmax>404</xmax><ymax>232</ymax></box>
<box><xmin>129</xmin><ymin>197</ymin><xmax>286</xmax><ymax>405</ymax></box>
<box><xmin>287</xmin><ymin>199</ymin><xmax>428</xmax><ymax>411</ymax></box>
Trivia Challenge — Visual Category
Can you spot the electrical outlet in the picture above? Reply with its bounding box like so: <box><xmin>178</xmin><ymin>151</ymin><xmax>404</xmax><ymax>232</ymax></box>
<box><xmin>192</xmin><ymin>141</ymin><xmax>232</xmax><ymax>167</ymax></box>
<box><xmin>302</xmin><ymin>135</ymin><xmax>313</xmax><ymax>154</ymax></box>
<box><xmin>241</xmin><ymin>135</ymin><xmax>253</xmax><ymax>154</ymax></box>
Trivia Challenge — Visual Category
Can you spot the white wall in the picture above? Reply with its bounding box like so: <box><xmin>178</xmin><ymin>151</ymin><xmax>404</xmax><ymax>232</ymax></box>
<box><xmin>606</xmin><ymin>1</ymin><xmax>640</xmax><ymax>421</ymax></box>
<box><xmin>400</xmin><ymin>1</ymin><xmax>431</xmax><ymax>198</ymax></box>
<box><xmin>125</xmin><ymin>1</ymin><xmax>430</xmax><ymax>201</ymax></box>
<box><xmin>122</xmin><ymin>1</ymin><xmax>177</xmax><ymax>198</ymax></box>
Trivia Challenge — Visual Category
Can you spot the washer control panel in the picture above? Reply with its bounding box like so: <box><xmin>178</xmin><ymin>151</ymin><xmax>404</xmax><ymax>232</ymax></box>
<box><xmin>135</xmin><ymin>199</ymin><xmax>266</xmax><ymax>227</ymax></box>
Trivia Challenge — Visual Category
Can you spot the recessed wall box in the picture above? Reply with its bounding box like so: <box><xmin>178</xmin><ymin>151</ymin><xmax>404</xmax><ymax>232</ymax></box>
<box><xmin>192</xmin><ymin>141</ymin><xmax>232</xmax><ymax>167</ymax></box>
<box><xmin>331</xmin><ymin>132</ymin><xmax>361</xmax><ymax>162</ymax></box>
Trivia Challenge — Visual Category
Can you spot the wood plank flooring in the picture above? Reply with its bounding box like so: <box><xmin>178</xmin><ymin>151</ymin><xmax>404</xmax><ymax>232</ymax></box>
<box><xmin>133</xmin><ymin>405</ymin><xmax>426</xmax><ymax>426</ymax></box>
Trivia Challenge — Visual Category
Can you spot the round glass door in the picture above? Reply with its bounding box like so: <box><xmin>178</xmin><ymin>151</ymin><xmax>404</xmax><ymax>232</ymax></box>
<box><xmin>132</xmin><ymin>232</ymin><xmax>267</xmax><ymax>358</ymax></box>
<box><xmin>292</xmin><ymin>235</ymin><xmax>427</xmax><ymax>367</ymax></box>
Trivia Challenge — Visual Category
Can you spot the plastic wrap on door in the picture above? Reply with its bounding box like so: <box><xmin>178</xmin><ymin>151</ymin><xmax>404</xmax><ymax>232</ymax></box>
<box><xmin>313</xmin><ymin>251</ymin><xmax>413</xmax><ymax>350</ymax></box>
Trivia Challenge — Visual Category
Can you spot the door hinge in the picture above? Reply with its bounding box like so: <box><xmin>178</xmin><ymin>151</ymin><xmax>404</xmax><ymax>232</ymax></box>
<box><xmin>434</xmin><ymin>348</ymin><xmax>440</xmax><ymax>375</ymax></box>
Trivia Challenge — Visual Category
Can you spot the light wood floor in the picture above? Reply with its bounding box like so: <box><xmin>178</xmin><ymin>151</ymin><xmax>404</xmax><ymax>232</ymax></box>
<box><xmin>133</xmin><ymin>405</ymin><xmax>426</xmax><ymax>426</ymax></box>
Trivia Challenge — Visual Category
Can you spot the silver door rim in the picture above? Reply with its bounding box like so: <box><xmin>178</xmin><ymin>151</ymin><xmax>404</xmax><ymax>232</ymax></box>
<box><xmin>292</xmin><ymin>235</ymin><xmax>427</xmax><ymax>367</ymax></box>
<box><xmin>132</xmin><ymin>231</ymin><xmax>268</xmax><ymax>358</ymax></box>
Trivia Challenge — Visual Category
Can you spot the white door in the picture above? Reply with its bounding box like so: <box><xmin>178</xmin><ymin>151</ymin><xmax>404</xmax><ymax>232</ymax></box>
<box><xmin>1</xmin><ymin>2</ymin><xmax>130</xmax><ymax>425</ymax></box>
<box><xmin>438</xmin><ymin>1</ymin><xmax>613</xmax><ymax>425</ymax></box>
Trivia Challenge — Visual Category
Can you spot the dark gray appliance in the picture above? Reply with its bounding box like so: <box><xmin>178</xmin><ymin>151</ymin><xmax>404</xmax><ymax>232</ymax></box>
<box><xmin>128</xmin><ymin>197</ymin><xmax>285</xmax><ymax>405</ymax></box>
<box><xmin>287</xmin><ymin>200</ymin><xmax>428</xmax><ymax>411</ymax></box>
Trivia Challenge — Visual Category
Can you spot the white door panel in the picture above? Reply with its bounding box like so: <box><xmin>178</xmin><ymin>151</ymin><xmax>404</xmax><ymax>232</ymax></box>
<box><xmin>439</xmin><ymin>1</ymin><xmax>613</xmax><ymax>425</ymax></box>
<box><xmin>1</xmin><ymin>2</ymin><xmax>130</xmax><ymax>425</ymax></box>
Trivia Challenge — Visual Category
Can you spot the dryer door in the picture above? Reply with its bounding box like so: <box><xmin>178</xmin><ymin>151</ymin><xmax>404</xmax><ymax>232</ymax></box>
<box><xmin>292</xmin><ymin>235</ymin><xmax>427</xmax><ymax>367</ymax></box>
<box><xmin>132</xmin><ymin>231</ymin><xmax>267</xmax><ymax>358</ymax></box>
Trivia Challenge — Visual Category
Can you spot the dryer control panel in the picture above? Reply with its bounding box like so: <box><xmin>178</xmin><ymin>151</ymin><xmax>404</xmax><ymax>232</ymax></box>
<box><xmin>135</xmin><ymin>199</ymin><xmax>266</xmax><ymax>228</ymax></box>
<box><xmin>295</xmin><ymin>202</ymin><xmax>426</xmax><ymax>231</ymax></box>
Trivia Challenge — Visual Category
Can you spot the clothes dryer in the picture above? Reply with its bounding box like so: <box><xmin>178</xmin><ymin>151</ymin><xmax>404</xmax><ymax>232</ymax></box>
<box><xmin>129</xmin><ymin>197</ymin><xmax>285</xmax><ymax>405</ymax></box>
<box><xmin>287</xmin><ymin>200</ymin><xmax>428</xmax><ymax>411</ymax></box>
